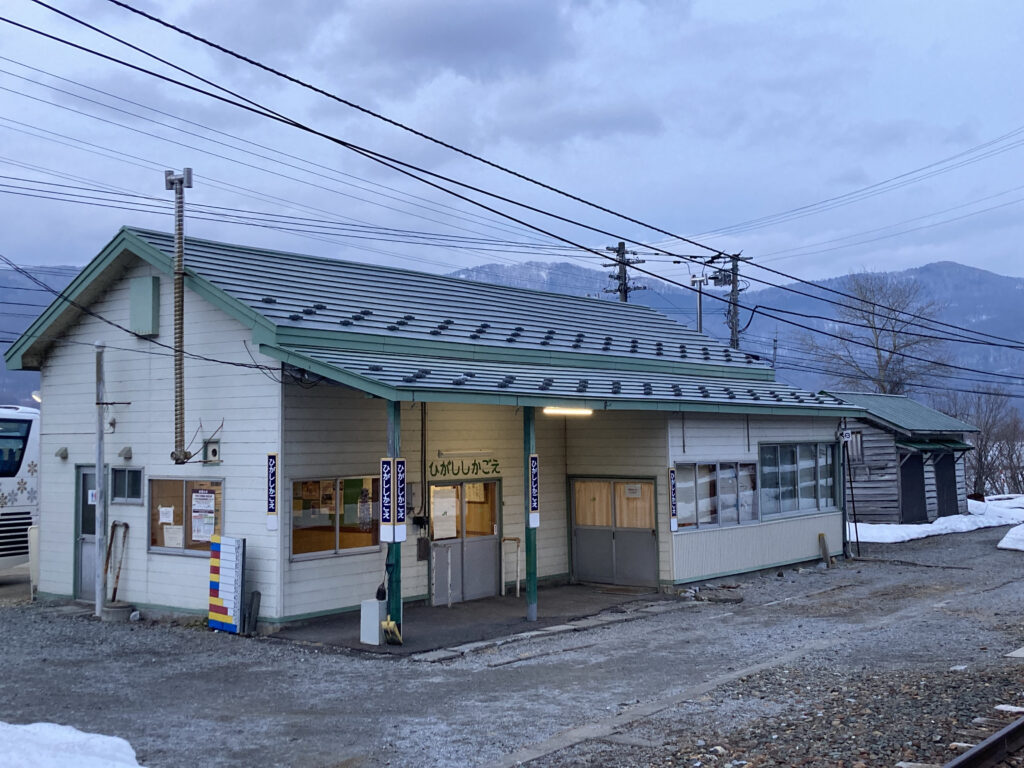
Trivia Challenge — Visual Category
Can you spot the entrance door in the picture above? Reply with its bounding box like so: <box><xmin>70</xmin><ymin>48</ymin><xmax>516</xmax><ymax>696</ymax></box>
<box><xmin>76</xmin><ymin>467</ymin><xmax>97</xmax><ymax>600</ymax></box>
<box><xmin>933</xmin><ymin>453</ymin><xmax>959</xmax><ymax>517</ymax></box>
<box><xmin>429</xmin><ymin>481</ymin><xmax>499</xmax><ymax>605</ymax></box>
<box><xmin>572</xmin><ymin>479</ymin><xmax>657</xmax><ymax>587</ymax></box>
<box><xmin>899</xmin><ymin>454</ymin><xmax>927</xmax><ymax>524</ymax></box>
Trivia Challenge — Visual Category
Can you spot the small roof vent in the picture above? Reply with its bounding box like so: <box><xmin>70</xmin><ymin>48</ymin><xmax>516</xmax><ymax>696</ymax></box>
<box><xmin>260</xmin><ymin>296</ymin><xmax>277</xmax><ymax>304</ymax></box>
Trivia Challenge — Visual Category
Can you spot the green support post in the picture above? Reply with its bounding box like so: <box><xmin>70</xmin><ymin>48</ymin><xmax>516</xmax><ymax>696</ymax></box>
<box><xmin>524</xmin><ymin>406</ymin><xmax>537</xmax><ymax>621</ymax></box>
<box><xmin>387</xmin><ymin>401</ymin><xmax>402</xmax><ymax>629</ymax></box>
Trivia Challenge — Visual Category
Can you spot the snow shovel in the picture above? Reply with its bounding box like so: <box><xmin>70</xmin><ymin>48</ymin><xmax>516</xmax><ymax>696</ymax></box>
<box><xmin>381</xmin><ymin>614</ymin><xmax>402</xmax><ymax>645</ymax></box>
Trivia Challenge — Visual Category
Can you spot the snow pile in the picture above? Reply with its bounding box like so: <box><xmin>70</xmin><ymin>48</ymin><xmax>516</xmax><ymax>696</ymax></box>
<box><xmin>848</xmin><ymin>495</ymin><xmax>1024</xmax><ymax>544</ymax></box>
<box><xmin>0</xmin><ymin>721</ymin><xmax>143</xmax><ymax>768</ymax></box>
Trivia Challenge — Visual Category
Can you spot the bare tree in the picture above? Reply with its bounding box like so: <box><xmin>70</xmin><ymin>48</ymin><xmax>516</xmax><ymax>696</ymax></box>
<box><xmin>805</xmin><ymin>271</ymin><xmax>946</xmax><ymax>395</ymax></box>
<box><xmin>933</xmin><ymin>388</ymin><xmax>1018</xmax><ymax>496</ymax></box>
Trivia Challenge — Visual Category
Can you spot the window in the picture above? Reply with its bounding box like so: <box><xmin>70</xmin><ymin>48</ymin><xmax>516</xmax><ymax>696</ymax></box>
<box><xmin>759</xmin><ymin>442</ymin><xmax>836</xmax><ymax>517</ymax></box>
<box><xmin>149</xmin><ymin>479</ymin><xmax>223</xmax><ymax>553</ymax></box>
<box><xmin>0</xmin><ymin>418</ymin><xmax>31</xmax><ymax>478</ymax></box>
<box><xmin>111</xmin><ymin>468</ymin><xmax>143</xmax><ymax>503</ymax></box>
<box><xmin>675</xmin><ymin>461</ymin><xmax>758</xmax><ymax>529</ymax></box>
<box><xmin>291</xmin><ymin>476</ymin><xmax>380</xmax><ymax>556</ymax></box>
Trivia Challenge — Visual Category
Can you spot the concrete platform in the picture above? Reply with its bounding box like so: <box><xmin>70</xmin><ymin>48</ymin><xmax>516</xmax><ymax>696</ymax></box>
<box><xmin>272</xmin><ymin>583</ymin><xmax>670</xmax><ymax>656</ymax></box>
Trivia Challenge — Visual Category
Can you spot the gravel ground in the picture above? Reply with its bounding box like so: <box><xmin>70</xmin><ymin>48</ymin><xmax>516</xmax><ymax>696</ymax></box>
<box><xmin>1</xmin><ymin>527</ymin><xmax>1023</xmax><ymax>767</ymax></box>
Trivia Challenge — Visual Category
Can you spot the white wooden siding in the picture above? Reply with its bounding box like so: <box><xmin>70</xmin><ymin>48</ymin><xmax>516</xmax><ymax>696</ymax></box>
<box><xmin>668</xmin><ymin>413</ymin><xmax>843</xmax><ymax>582</ymax></box>
<box><xmin>280</xmin><ymin>395</ymin><xmax>568</xmax><ymax>620</ymax></box>
<box><xmin>38</xmin><ymin>259</ymin><xmax>283</xmax><ymax>615</ymax></box>
<box><xmin>566</xmin><ymin>410</ymin><xmax>671</xmax><ymax>582</ymax></box>
<box><xmin>674</xmin><ymin>511</ymin><xmax>842</xmax><ymax>582</ymax></box>
<box><xmin>845</xmin><ymin>421</ymin><xmax>900</xmax><ymax>524</ymax></box>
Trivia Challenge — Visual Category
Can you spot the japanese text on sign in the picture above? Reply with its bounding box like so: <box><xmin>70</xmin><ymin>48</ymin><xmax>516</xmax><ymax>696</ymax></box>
<box><xmin>395</xmin><ymin>458</ymin><xmax>407</xmax><ymax>524</ymax></box>
<box><xmin>529</xmin><ymin>454</ymin><xmax>539</xmax><ymax>513</ymax></box>
<box><xmin>380</xmin><ymin>458</ymin><xmax>393</xmax><ymax>524</ymax></box>
<box><xmin>267</xmin><ymin>453</ymin><xmax>278</xmax><ymax>515</ymax></box>
<box><xmin>428</xmin><ymin>458</ymin><xmax>500</xmax><ymax>478</ymax></box>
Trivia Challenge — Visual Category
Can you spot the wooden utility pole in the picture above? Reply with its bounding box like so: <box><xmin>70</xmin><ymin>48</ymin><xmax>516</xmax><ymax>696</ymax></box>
<box><xmin>604</xmin><ymin>242</ymin><xmax>646</xmax><ymax>302</ymax></box>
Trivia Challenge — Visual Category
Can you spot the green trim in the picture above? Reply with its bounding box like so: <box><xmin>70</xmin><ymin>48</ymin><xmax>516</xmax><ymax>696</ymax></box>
<box><xmin>274</xmin><ymin>327</ymin><xmax>774</xmax><ymax>381</ymax></box>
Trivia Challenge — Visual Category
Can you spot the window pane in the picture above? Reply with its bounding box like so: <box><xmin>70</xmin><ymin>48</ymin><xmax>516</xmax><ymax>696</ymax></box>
<box><xmin>697</xmin><ymin>463</ymin><xmax>718</xmax><ymax>526</ymax></box>
<box><xmin>149</xmin><ymin>479</ymin><xmax>183</xmax><ymax>548</ymax></box>
<box><xmin>675</xmin><ymin>464</ymin><xmax>697</xmax><ymax>528</ymax></box>
<box><xmin>0</xmin><ymin>419</ymin><xmax>31</xmax><ymax>478</ymax></box>
<box><xmin>573</xmin><ymin>480</ymin><xmax>612</xmax><ymax>527</ymax></box>
<box><xmin>818</xmin><ymin>444</ymin><xmax>835</xmax><ymax>508</ymax></box>
<box><xmin>430</xmin><ymin>484</ymin><xmax>461</xmax><ymax>539</ymax></box>
<box><xmin>718</xmin><ymin>463</ymin><xmax>738</xmax><ymax>525</ymax></box>
<box><xmin>739</xmin><ymin>463</ymin><xmax>758</xmax><ymax>523</ymax></box>
<box><xmin>759</xmin><ymin>446</ymin><xmax>780</xmax><ymax>517</ymax></box>
<box><xmin>112</xmin><ymin>469</ymin><xmax>127</xmax><ymax>499</ymax></box>
<box><xmin>292</xmin><ymin>479</ymin><xmax>336</xmax><ymax>555</ymax></box>
<box><xmin>798</xmin><ymin>444</ymin><xmax>817</xmax><ymax>510</ymax></box>
<box><xmin>185</xmin><ymin>480</ymin><xmax>222</xmax><ymax>551</ymax></box>
<box><xmin>128</xmin><ymin>469</ymin><xmax>142</xmax><ymax>500</ymax></box>
<box><xmin>849</xmin><ymin>431</ymin><xmax>864</xmax><ymax>463</ymax></box>
<box><xmin>340</xmin><ymin>477</ymin><xmax>380</xmax><ymax>549</ymax></box>
<box><xmin>464</xmin><ymin>482</ymin><xmax>497</xmax><ymax>537</ymax></box>
<box><xmin>779</xmin><ymin>445</ymin><xmax>799</xmax><ymax>513</ymax></box>
<box><xmin>614</xmin><ymin>482</ymin><xmax>655</xmax><ymax>529</ymax></box>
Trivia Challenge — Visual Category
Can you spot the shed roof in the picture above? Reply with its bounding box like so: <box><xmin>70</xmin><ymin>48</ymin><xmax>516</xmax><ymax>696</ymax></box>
<box><xmin>5</xmin><ymin>227</ymin><xmax>862</xmax><ymax>415</ymax></box>
<box><xmin>826</xmin><ymin>391</ymin><xmax>977</xmax><ymax>435</ymax></box>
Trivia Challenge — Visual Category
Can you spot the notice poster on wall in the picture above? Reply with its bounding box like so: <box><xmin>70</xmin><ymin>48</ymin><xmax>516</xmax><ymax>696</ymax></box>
<box><xmin>158</xmin><ymin>506</ymin><xmax>175</xmax><ymax>524</ymax></box>
<box><xmin>191</xmin><ymin>489</ymin><xmax>216</xmax><ymax>542</ymax></box>
<box><xmin>163</xmin><ymin>525</ymin><xmax>183</xmax><ymax>548</ymax></box>
<box><xmin>431</xmin><ymin>486</ymin><xmax>458</xmax><ymax>540</ymax></box>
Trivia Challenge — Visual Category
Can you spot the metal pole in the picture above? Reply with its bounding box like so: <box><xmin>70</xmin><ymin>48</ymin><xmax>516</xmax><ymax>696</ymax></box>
<box><xmin>523</xmin><ymin>406</ymin><xmax>537</xmax><ymax>621</ymax></box>
<box><xmin>690</xmin><ymin>275</ymin><xmax>708</xmax><ymax>334</ymax></box>
<box><xmin>386</xmin><ymin>401</ymin><xmax>402</xmax><ymax>628</ymax></box>
<box><xmin>94</xmin><ymin>342</ymin><xmax>106</xmax><ymax>618</ymax></box>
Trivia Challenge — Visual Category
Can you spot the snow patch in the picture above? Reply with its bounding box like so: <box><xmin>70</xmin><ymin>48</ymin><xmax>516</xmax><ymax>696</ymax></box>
<box><xmin>848</xmin><ymin>496</ymin><xmax>1024</xmax><ymax>544</ymax></box>
<box><xmin>0</xmin><ymin>721</ymin><xmax>143</xmax><ymax>768</ymax></box>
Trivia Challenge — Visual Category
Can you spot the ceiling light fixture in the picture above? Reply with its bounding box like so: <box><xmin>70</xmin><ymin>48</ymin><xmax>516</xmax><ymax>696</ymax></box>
<box><xmin>542</xmin><ymin>406</ymin><xmax>594</xmax><ymax>417</ymax></box>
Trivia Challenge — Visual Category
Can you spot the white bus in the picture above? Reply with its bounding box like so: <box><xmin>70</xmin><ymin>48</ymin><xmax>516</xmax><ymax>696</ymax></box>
<box><xmin>0</xmin><ymin>406</ymin><xmax>40</xmax><ymax>569</ymax></box>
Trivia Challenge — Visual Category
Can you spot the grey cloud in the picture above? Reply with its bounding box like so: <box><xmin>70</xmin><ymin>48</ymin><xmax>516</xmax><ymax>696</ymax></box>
<box><xmin>341</xmin><ymin>0</ymin><xmax>574</xmax><ymax>85</ymax></box>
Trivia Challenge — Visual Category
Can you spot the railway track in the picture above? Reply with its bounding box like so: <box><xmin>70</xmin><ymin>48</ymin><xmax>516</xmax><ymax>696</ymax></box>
<box><xmin>896</xmin><ymin>706</ymin><xmax>1024</xmax><ymax>768</ymax></box>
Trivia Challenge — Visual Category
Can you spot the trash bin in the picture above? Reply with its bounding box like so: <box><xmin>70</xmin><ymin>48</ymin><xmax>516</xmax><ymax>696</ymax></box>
<box><xmin>360</xmin><ymin>599</ymin><xmax>386</xmax><ymax>645</ymax></box>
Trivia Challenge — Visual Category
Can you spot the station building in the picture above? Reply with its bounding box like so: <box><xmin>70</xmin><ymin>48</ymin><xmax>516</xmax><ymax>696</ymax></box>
<box><xmin>5</xmin><ymin>227</ymin><xmax>862</xmax><ymax>627</ymax></box>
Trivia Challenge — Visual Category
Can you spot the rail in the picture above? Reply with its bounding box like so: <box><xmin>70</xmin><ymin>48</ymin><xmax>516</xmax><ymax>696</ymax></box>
<box><xmin>943</xmin><ymin>713</ymin><xmax>1024</xmax><ymax>768</ymax></box>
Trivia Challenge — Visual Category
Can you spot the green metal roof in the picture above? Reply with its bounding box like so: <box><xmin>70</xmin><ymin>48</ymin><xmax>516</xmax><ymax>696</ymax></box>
<box><xmin>4</xmin><ymin>226</ymin><xmax>863</xmax><ymax>415</ymax></box>
<box><xmin>264</xmin><ymin>344</ymin><xmax>857</xmax><ymax>415</ymax></box>
<box><xmin>827</xmin><ymin>391</ymin><xmax>978</xmax><ymax>435</ymax></box>
<box><xmin>127</xmin><ymin>228</ymin><xmax>770</xmax><ymax>375</ymax></box>
<box><xmin>896</xmin><ymin>439</ymin><xmax>974</xmax><ymax>453</ymax></box>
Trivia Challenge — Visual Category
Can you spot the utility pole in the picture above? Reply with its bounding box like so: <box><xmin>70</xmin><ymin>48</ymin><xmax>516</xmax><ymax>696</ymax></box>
<box><xmin>716</xmin><ymin>253</ymin><xmax>752</xmax><ymax>349</ymax></box>
<box><xmin>690</xmin><ymin>274</ymin><xmax>710</xmax><ymax>334</ymax></box>
<box><xmin>604</xmin><ymin>241</ymin><xmax>646</xmax><ymax>302</ymax></box>
<box><xmin>94</xmin><ymin>342</ymin><xmax>105</xmax><ymax>618</ymax></box>
<box><xmin>165</xmin><ymin>168</ymin><xmax>193</xmax><ymax>464</ymax></box>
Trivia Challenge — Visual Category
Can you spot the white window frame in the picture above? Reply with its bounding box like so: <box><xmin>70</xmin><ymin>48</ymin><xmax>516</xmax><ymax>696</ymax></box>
<box><xmin>758</xmin><ymin>442</ymin><xmax>838</xmax><ymax>520</ymax></box>
<box><xmin>289</xmin><ymin>475</ymin><xmax>383</xmax><ymax>562</ymax></box>
<box><xmin>110</xmin><ymin>466</ymin><xmax>144</xmax><ymax>505</ymax></box>
<box><xmin>674</xmin><ymin>460</ymin><xmax>759</xmax><ymax>530</ymax></box>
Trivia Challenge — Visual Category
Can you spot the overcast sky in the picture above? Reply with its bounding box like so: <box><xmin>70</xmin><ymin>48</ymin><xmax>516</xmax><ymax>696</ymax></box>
<box><xmin>1</xmin><ymin>0</ymin><xmax>1023</xmax><ymax>289</ymax></box>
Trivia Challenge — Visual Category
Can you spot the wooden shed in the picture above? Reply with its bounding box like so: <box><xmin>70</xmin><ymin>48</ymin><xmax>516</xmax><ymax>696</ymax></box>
<box><xmin>827</xmin><ymin>392</ymin><xmax>976</xmax><ymax>525</ymax></box>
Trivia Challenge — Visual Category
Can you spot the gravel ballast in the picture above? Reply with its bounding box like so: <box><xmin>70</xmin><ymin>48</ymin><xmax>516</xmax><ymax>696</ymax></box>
<box><xmin>1</xmin><ymin>526</ymin><xmax>1022</xmax><ymax>767</ymax></box>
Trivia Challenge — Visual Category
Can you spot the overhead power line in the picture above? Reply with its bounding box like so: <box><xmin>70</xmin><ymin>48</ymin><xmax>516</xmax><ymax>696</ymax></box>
<box><xmin>11</xmin><ymin>6</ymin><xmax>1024</xmax><ymax>355</ymax></box>
<box><xmin>5</xmin><ymin>8</ymin><xmax>1024</xmax><ymax>385</ymax></box>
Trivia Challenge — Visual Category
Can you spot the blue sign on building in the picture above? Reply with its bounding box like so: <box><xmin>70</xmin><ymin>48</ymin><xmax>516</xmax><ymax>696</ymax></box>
<box><xmin>380</xmin><ymin>458</ymin><xmax>393</xmax><ymax>525</ymax></box>
<box><xmin>267</xmin><ymin>453</ymin><xmax>278</xmax><ymax>515</ymax></box>
<box><xmin>395</xmin><ymin>458</ymin><xmax>407</xmax><ymax>524</ymax></box>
